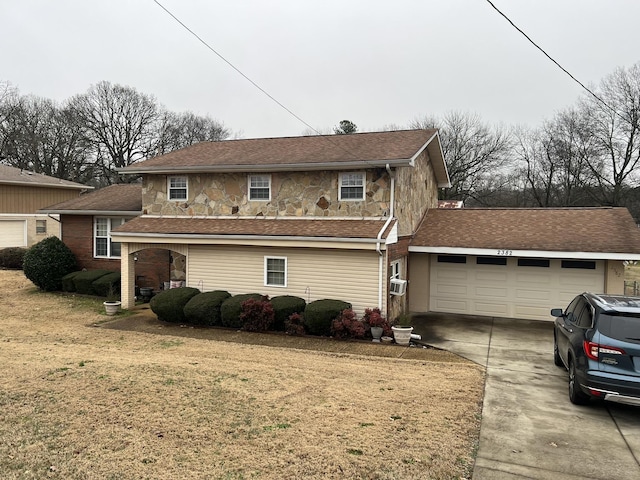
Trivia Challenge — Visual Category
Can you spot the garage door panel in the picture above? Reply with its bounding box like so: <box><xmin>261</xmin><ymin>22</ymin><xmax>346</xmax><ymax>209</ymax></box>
<box><xmin>0</xmin><ymin>220</ymin><xmax>26</xmax><ymax>248</ymax></box>
<box><xmin>430</xmin><ymin>256</ymin><xmax>605</xmax><ymax>321</ymax></box>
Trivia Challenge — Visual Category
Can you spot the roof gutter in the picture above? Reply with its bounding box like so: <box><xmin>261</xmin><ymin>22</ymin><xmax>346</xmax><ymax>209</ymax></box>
<box><xmin>38</xmin><ymin>209</ymin><xmax>142</xmax><ymax>216</ymax></box>
<box><xmin>117</xmin><ymin>158</ymin><xmax>412</xmax><ymax>175</ymax></box>
<box><xmin>110</xmin><ymin>231</ymin><xmax>386</xmax><ymax>244</ymax></box>
<box><xmin>407</xmin><ymin>245</ymin><xmax>640</xmax><ymax>261</ymax></box>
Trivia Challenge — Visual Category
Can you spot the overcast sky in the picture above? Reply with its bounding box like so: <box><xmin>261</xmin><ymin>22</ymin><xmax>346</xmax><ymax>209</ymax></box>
<box><xmin>2</xmin><ymin>1</ymin><xmax>639</xmax><ymax>139</ymax></box>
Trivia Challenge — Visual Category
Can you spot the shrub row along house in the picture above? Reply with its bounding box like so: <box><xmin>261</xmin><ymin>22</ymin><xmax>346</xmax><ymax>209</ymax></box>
<box><xmin>39</xmin><ymin>129</ymin><xmax>640</xmax><ymax>321</ymax></box>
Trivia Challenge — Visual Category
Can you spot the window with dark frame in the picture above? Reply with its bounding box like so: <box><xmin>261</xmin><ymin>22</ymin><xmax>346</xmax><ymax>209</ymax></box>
<box><xmin>476</xmin><ymin>256</ymin><xmax>507</xmax><ymax>266</ymax></box>
<box><xmin>561</xmin><ymin>260</ymin><xmax>596</xmax><ymax>270</ymax></box>
<box><xmin>517</xmin><ymin>258</ymin><xmax>550</xmax><ymax>268</ymax></box>
<box><xmin>437</xmin><ymin>255</ymin><xmax>467</xmax><ymax>264</ymax></box>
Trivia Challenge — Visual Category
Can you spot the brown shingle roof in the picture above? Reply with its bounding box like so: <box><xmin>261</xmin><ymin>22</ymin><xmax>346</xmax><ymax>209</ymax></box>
<box><xmin>411</xmin><ymin>207</ymin><xmax>640</xmax><ymax>254</ymax></box>
<box><xmin>0</xmin><ymin>165</ymin><xmax>91</xmax><ymax>190</ymax></box>
<box><xmin>39</xmin><ymin>184</ymin><xmax>142</xmax><ymax>214</ymax></box>
<box><xmin>120</xmin><ymin>129</ymin><xmax>439</xmax><ymax>173</ymax></box>
<box><xmin>112</xmin><ymin>216</ymin><xmax>395</xmax><ymax>241</ymax></box>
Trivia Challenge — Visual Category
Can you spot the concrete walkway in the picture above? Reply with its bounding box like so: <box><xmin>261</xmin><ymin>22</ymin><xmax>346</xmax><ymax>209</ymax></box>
<box><xmin>412</xmin><ymin>313</ymin><xmax>640</xmax><ymax>480</ymax></box>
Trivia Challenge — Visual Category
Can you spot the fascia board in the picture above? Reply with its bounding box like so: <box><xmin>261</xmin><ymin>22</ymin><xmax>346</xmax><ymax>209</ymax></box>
<box><xmin>38</xmin><ymin>210</ymin><xmax>142</xmax><ymax>216</ymax></box>
<box><xmin>110</xmin><ymin>231</ymin><xmax>385</xmax><ymax>244</ymax></box>
<box><xmin>117</xmin><ymin>158</ymin><xmax>411</xmax><ymax>175</ymax></box>
<box><xmin>408</xmin><ymin>245</ymin><xmax>640</xmax><ymax>261</ymax></box>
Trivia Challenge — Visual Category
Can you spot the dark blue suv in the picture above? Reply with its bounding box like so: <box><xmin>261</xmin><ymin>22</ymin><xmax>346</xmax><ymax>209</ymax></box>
<box><xmin>551</xmin><ymin>293</ymin><xmax>640</xmax><ymax>406</ymax></box>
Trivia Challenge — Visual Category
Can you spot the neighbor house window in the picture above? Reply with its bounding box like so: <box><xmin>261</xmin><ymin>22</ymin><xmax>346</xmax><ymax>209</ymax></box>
<box><xmin>168</xmin><ymin>176</ymin><xmax>187</xmax><ymax>200</ymax></box>
<box><xmin>265</xmin><ymin>256</ymin><xmax>287</xmax><ymax>287</ymax></box>
<box><xmin>36</xmin><ymin>219</ymin><xmax>47</xmax><ymax>234</ymax></box>
<box><xmin>339</xmin><ymin>172</ymin><xmax>365</xmax><ymax>200</ymax></box>
<box><xmin>249</xmin><ymin>175</ymin><xmax>271</xmax><ymax>201</ymax></box>
<box><xmin>95</xmin><ymin>217</ymin><xmax>126</xmax><ymax>258</ymax></box>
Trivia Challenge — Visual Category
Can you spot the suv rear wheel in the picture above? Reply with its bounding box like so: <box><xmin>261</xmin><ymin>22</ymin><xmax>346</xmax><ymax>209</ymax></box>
<box><xmin>568</xmin><ymin>358</ymin><xmax>590</xmax><ymax>405</ymax></box>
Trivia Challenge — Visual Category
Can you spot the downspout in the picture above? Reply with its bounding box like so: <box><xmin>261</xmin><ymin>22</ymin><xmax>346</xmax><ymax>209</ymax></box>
<box><xmin>376</xmin><ymin>164</ymin><xmax>395</xmax><ymax>309</ymax></box>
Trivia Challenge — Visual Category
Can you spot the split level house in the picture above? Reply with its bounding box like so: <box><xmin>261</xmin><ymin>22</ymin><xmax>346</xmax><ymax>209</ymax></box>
<box><xmin>38</xmin><ymin>129</ymin><xmax>640</xmax><ymax>322</ymax></box>
<box><xmin>112</xmin><ymin>129</ymin><xmax>450</xmax><ymax>318</ymax></box>
<box><xmin>0</xmin><ymin>165</ymin><xmax>91</xmax><ymax>248</ymax></box>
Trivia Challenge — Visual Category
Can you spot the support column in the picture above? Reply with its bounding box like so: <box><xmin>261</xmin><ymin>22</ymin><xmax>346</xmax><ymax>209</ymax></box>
<box><xmin>121</xmin><ymin>243</ymin><xmax>136</xmax><ymax>309</ymax></box>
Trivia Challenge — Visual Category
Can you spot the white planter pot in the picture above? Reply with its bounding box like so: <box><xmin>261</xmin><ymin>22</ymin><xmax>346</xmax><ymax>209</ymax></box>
<box><xmin>391</xmin><ymin>325</ymin><xmax>414</xmax><ymax>346</ymax></box>
<box><xmin>370</xmin><ymin>326</ymin><xmax>384</xmax><ymax>342</ymax></box>
<box><xmin>103</xmin><ymin>301</ymin><xmax>121</xmax><ymax>316</ymax></box>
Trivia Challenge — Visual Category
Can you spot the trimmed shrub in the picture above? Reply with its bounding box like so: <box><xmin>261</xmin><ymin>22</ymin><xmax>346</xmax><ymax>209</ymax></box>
<box><xmin>0</xmin><ymin>247</ymin><xmax>27</xmax><ymax>269</ymax></box>
<box><xmin>93</xmin><ymin>271</ymin><xmax>121</xmax><ymax>298</ymax></box>
<box><xmin>331</xmin><ymin>309</ymin><xmax>366</xmax><ymax>339</ymax></box>
<box><xmin>150</xmin><ymin>287</ymin><xmax>201</xmax><ymax>323</ymax></box>
<box><xmin>270</xmin><ymin>295</ymin><xmax>306</xmax><ymax>331</ymax></box>
<box><xmin>183</xmin><ymin>290</ymin><xmax>232</xmax><ymax>326</ymax></box>
<box><xmin>23</xmin><ymin>236</ymin><xmax>77</xmax><ymax>291</ymax></box>
<box><xmin>240</xmin><ymin>296</ymin><xmax>275</xmax><ymax>332</ymax></box>
<box><xmin>285</xmin><ymin>312</ymin><xmax>306</xmax><ymax>336</ymax></box>
<box><xmin>304</xmin><ymin>299</ymin><xmax>352</xmax><ymax>336</ymax></box>
<box><xmin>73</xmin><ymin>269</ymin><xmax>112</xmax><ymax>295</ymax></box>
<box><xmin>61</xmin><ymin>271</ymin><xmax>82</xmax><ymax>292</ymax></box>
<box><xmin>220</xmin><ymin>293</ymin><xmax>262</xmax><ymax>329</ymax></box>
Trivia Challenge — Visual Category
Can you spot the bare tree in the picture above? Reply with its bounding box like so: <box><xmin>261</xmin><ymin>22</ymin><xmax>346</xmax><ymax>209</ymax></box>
<box><xmin>577</xmin><ymin>62</ymin><xmax>640</xmax><ymax>206</ymax></box>
<box><xmin>411</xmin><ymin>111</ymin><xmax>513</xmax><ymax>203</ymax></box>
<box><xmin>153</xmin><ymin>110</ymin><xmax>230</xmax><ymax>155</ymax></box>
<box><xmin>68</xmin><ymin>81</ymin><xmax>159</xmax><ymax>184</ymax></box>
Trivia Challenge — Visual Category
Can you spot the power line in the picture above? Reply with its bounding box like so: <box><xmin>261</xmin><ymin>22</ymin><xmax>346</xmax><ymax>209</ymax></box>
<box><xmin>152</xmin><ymin>0</ymin><xmax>323</xmax><ymax>136</ymax></box>
<box><xmin>484</xmin><ymin>0</ymin><xmax>623</xmax><ymax>121</ymax></box>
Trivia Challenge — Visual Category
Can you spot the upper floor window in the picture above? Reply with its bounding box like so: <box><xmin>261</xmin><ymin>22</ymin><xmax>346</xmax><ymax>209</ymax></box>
<box><xmin>249</xmin><ymin>174</ymin><xmax>271</xmax><ymax>201</ymax></box>
<box><xmin>95</xmin><ymin>217</ymin><xmax>126</xmax><ymax>258</ymax></box>
<box><xmin>339</xmin><ymin>172</ymin><xmax>365</xmax><ymax>200</ymax></box>
<box><xmin>265</xmin><ymin>256</ymin><xmax>287</xmax><ymax>287</ymax></box>
<box><xmin>168</xmin><ymin>176</ymin><xmax>187</xmax><ymax>201</ymax></box>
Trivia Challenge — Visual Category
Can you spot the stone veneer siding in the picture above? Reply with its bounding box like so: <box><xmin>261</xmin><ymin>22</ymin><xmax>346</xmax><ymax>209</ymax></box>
<box><xmin>143</xmin><ymin>169</ymin><xmax>391</xmax><ymax>218</ymax></box>
<box><xmin>394</xmin><ymin>150</ymin><xmax>439</xmax><ymax>237</ymax></box>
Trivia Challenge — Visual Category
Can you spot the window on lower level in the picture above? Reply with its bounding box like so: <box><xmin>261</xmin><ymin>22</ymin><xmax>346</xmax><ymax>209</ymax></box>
<box><xmin>95</xmin><ymin>217</ymin><xmax>126</xmax><ymax>258</ymax></box>
<box><xmin>390</xmin><ymin>260</ymin><xmax>401</xmax><ymax>280</ymax></box>
<box><xmin>437</xmin><ymin>255</ymin><xmax>467</xmax><ymax>264</ymax></box>
<box><xmin>517</xmin><ymin>258</ymin><xmax>550</xmax><ymax>268</ymax></box>
<box><xmin>561</xmin><ymin>260</ymin><xmax>596</xmax><ymax>269</ymax></box>
<box><xmin>264</xmin><ymin>256</ymin><xmax>287</xmax><ymax>287</ymax></box>
<box><xmin>339</xmin><ymin>172</ymin><xmax>365</xmax><ymax>200</ymax></box>
<box><xmin>36</xmin><ymin>220</ymin><xmax>46</xmax><ymax>234</ymax></box>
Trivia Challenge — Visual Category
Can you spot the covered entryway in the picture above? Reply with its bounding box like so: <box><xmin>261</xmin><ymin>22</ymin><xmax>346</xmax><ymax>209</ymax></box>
<box><xmin>0</xmin><ymin>219</ymin><xmax>26</xmax><ymax>248</ymax></box>
<box><xmin>429</xmin><ymin>255</ymin><xmax>604</xmax><ymax>320</ymax></box>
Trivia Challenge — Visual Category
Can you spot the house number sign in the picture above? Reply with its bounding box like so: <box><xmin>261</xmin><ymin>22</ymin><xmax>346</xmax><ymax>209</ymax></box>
<box><xmin>496</xmin><ymin>250</ymin><xmax>513</xmax><ymax>256</ymax></box>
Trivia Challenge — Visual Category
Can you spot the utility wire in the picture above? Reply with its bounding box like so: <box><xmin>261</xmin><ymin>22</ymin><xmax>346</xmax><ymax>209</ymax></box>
<box><xmin>484</xmin><ymin>0</ymin><xmax>624</xmax><ymax>121</ymax></box>
<box><xmin>152</xmin><ymin>0</ymin><xmax>324</xmax><ymax>136</ymax></box>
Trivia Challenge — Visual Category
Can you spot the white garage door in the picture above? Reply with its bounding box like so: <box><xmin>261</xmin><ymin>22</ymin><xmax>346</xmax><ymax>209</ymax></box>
<box><xmin>429</xmin><ymin>255</ymin><xmax>605</xmax><ymax>321</ymax></box>
<box><xmin>0</xmin><ymin>220</ymin><xmax>27</xmax><ymax>248</ymax></box>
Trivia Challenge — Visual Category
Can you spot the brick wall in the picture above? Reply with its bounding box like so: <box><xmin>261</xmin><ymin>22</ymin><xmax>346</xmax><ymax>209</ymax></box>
<box><xmin>60</xmin><ymin>215</ymin><xmax>170</xmax><ymax>289</ymax></box>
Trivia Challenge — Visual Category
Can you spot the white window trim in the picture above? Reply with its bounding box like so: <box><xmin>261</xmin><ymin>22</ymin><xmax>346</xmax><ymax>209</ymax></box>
<box><xmin>338</xmin><ymin>171</ymin><xmax>365</xmax><ymax>201</ymax></box>
<box><xmin>390</xmin><ymin>260</ymin><xmax>401</xmax><ymax>280</ymax></box>
<box><xmin>94</xmin><ymin>217</ymin><xmax>126</xmax><ymax>259</ymax></box>
<box><xmin>264</xmin><ymin>256</ymin><xmax>287</xmax><ymax>287</ymax></box>
<box><xmin>248</xmin><ymin>174</ymin><xmax>272</xmax><ymax>201</ymax></box>
<box><xmin>168</xmin><ymin>176</ymin><xmax>188</xmax><ymax>201</ymax></box>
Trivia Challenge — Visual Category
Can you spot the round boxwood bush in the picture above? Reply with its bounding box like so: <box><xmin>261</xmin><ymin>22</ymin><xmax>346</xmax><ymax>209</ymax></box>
<box><xmin>92</xmin><ymin>271</ymin><xmax>121</xmax><ymax>298</ymax></box>
<box><xmin>220</xmin><ymin>293</ymin><xmax>262</xmax><ymax>329</ymax></box>
<box><xmin>184</xmin><ymin>290</ymin><xmax>232</xmax><ymax>326</ymax></box>
<box><xmin>23</xmin><ymin>236</ymin><xmax>77</xmax><ymax>291</ymax></box>
<box><xmin>150</xmin><ymin>287</ymin><xmax>201</xmax><ymax>323</ymax></box>
<box><xmin>270</xmin><ymin>295</ymin><xmax>306</xmax><ymax>331</ymax></box>
<box><xmin>61</xmin><ymin>271</ymin><xmax>82</xmax><ymax>292</ymax></box>
<box><xmin>304</xmin><ymin>299</ymin><xmax>352</xmax><ymax>336</ymax></box>
<box><xmin>0</xmin><ymin>247</ymin><xmax>27</xmax><ymax>269</ymax></box>
<box><xmin>73</xmin><ymin>269</ymin><xmax>112</xmax><ymax>295</ymax></box>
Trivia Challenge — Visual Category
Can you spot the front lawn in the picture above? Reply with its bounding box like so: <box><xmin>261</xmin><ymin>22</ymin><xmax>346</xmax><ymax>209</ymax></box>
<box><xmin>0</xmin><ymin>270</ymin><xmax>484</xmax><ymax>479</ymax></box>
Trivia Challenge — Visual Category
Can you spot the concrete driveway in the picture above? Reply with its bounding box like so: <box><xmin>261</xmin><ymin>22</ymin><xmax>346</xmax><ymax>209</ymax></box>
<box><xmin>412</xmin><ymin>313</ymin><xmax>640</xmax><ymax>480</ymax></box>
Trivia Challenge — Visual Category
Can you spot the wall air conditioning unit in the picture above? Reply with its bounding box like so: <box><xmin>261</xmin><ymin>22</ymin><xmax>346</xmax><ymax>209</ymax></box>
<box><xmin>390</xmin><ymin>279</ymin><xmax>407</xmax><ymax>296</ymax></box>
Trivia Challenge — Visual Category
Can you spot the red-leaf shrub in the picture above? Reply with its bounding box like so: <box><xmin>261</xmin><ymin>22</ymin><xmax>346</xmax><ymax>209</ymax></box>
<box><xmin>285</xmin><ymin>312</ymin><xmax>306</xmax><ymax>336</ymax></box>
<box><xmin>331</xmin><ymin>309</ymin><xmax>366</xmax><ymax>339</ymax></box>
<box><xmin>240</xmin><ymin>296</ymin><xmax>275</xmax><ymax>332</ymax></box>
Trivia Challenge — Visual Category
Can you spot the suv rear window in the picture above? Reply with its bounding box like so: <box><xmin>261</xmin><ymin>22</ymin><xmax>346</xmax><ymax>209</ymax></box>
<box><xmin>598</xmin><ymin>314</ymin><xmax>640</xmax><ymax>344</ymax></box>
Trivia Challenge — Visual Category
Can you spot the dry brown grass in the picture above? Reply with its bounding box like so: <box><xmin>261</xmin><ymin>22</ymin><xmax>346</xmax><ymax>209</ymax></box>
<box><xmin>0</xmin><ymin>270</ymin><xmax>484</xmax><ymax>480</ymax></box>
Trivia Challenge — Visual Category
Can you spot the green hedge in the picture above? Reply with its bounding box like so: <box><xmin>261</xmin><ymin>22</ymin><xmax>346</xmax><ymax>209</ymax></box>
<box><xmin>73</xmin><ymin>269</ymin><xmax>112</xmax><ymax>295</ymax></box>
<box><xmin>270</xmin><ymin>295</ymin><xmax>306</xmax><ymax>331</ymax></box>
<box><xmin>92</xmin><ymin>271</ymin><xmax>121</xmax><ymax>298</ymax></box>
<box><xmin>61</xmin><ymin>271</ymin><xmax>82</xmax><ymax>292</ymax></box>
<box><xmin>23</xmin><ymin>236</ymin><xmax>77</xmax><ymax>291</ymax></box>
<box><xmin>220</xmin><ymin>293</ymin><xmax>263</xmax><ymax>329</ymax></box>
<box><xmin>0</xmin><ymin>247</ymin><xmax>27</xmax><ymax>269</ymax></box>
<box><xmin>304</xmin><ymin>299</ymin><xmax>352</xmax><ymax>336</ymax></box>
<box><xmin>183</xmin><ymin>290</ymin><xmax>232</xmax><ymax>326</ymax></box>
<box><xmin>150</xmin><ymin>287</ymin><xmax>201</xmax><ymax>323</ymax></box>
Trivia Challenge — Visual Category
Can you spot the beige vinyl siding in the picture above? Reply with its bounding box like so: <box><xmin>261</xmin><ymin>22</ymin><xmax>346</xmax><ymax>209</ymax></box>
<box><xmin>0</xmin><ymin>185</ymin><xmax>81</xmax><ymax>214</ymax></box>
<box><xmin>187</xmin><ymin>245</ymin><xmax>382</xmax><ymax>314</ymax></box>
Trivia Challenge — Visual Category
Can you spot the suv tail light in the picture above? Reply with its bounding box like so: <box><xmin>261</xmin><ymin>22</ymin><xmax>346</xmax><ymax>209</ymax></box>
<box><xmin>583</xmin><ymin>340</ymin><xmax>626</xmax><ymax>361</ymax></box>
